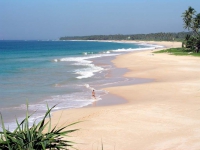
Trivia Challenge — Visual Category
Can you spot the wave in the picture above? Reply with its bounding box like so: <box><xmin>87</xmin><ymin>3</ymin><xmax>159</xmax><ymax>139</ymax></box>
<box><xmin>53</xmin><ymin>43</ymin><xmax>161</xmax><ymax>79</ymax></box>
<box><xmin>75</xmin><ymin>64</ymin><xmax>103</xmax><ymax>79</ymax></box>
<box><xmin>84</xmin><ymin>83</ymin><xmax>94</xmax><ymax>90</ymax></box>
<box><xmin>53</xmin><ymin>59</ymin><xmax>58</xmax><ymax>62</ymax></box>
<box><xmin>111</xmin><ymin>47</ymin><xmax>156</xmax><ymax>52</ymax></box>
<box><xmin>137</xmin><ymin>43</ymin><xmax>164</xmax><ymax>48</ymax></box>
<box><xmin>0</xmin><ymin>83</ymin><xmax>105</xmax><ymax>131</ymax></box>
<box><xmin>1</xmin><ymin>90</ymin><xmax>100</xmax><ymax>130</ymax></box>
<box><xmin>101</xmin><ymin>51</ymin><xmax>111</xmax><ymax>54</ymax></box>
<box><xmin>58</xmin><ymin>53</ymin><xmax>119</xmax><ymax>79</ymax></box>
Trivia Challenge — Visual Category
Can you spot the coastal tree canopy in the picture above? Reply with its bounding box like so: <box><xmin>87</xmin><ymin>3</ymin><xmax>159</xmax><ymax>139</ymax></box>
<box><xmin>182</xmin><ymin>6</ymin><xmax>200</xmax><ymax>53</ymax></box>
<box><xmin>59</xmin><ymin>32</ymin><xmax>192</xmax><ymax>42</ymax></box>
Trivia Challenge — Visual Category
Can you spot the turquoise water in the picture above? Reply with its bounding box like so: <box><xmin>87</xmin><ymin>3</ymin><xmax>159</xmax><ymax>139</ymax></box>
<box><xmin>0</xmin><ymin>40</ymin><xmax>153</xmax><ymax>130</ymax></box>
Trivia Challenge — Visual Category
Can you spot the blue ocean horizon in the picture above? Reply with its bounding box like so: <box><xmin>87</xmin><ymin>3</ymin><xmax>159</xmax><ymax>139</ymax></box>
<box><xmin>0</xmin><ymin>40</ymin><xmax>155</xmax><ymax>130</ymax></box>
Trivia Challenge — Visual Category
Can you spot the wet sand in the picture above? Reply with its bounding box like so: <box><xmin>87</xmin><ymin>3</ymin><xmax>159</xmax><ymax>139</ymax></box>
<box><xmin>51</xmin><ymin>41</ymin><xmax>200</xmax><ymax>150</ymax></box>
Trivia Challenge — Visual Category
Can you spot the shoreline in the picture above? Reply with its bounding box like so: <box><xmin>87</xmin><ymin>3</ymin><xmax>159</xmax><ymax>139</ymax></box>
<box><xmin>1</xmin><ymin>40</ymin><xmax>156</xmax><ymax>131</ymax></box>
<box><xmin>69</xmin><ymin>39</ymin><xmax>179</xmax><ymax>48</ymax></box>
<box><xmin>82</xmin><ymin>40</ymin><xmax>180</xmax><ymax>108</ymax></box>
<box><xmin>87</xmin><ymin>52</ymin><xmax>154</xmax><ymax>108</ymax></box>
<box><xmin>51</xmin><ymin>40</ymin><xmax>200</xmax><ymax>149</ymax></box>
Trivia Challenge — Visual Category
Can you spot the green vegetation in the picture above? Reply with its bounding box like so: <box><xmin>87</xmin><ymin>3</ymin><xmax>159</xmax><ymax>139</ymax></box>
<box><xmin>182</xmin><ymin>7</ymin><xmax>200</xmax><ymax>53</ymax></box>
<box><xmin>59</xmin><ymin>32</ymin><xmax>192</xmax><ymax>42</ymax></box>
<box><xmin>153</xmin><ymin>48</ymin><xmax>200</xmax><ymax>57</ymax></box>
<box><xmin>0</xmin><ymin>105</ymin><xmax>79</xmax><ymax>150</ymax></box>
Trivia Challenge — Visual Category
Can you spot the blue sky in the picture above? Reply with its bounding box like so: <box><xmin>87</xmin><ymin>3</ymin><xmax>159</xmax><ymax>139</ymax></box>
<box><xmin>1</xmin><ymin>0</ymin><xmax>200</xmax><ymax>40</ymax></box>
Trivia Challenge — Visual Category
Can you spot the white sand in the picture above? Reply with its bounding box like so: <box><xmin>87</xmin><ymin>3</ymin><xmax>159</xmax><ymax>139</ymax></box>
<box><xmin>51</xmin><ymin>41</ymin><xmax>200</xmax><ymax>150</ymax></box>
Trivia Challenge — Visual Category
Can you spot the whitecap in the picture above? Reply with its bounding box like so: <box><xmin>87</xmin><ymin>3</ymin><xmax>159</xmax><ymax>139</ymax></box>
<box><xmin>111</xmin><ymin>47</ymin><xmax>156</xmax><ymax>52</ymax></box>
<box><xmin>59</xmin><ymin>54</ymin><xmax>118</xmax><ymax>79</ymax></box>
<box><xmin>53</xmin><ymin>59</ymin><xmax>58</xmax><ymax>62</ymax></box>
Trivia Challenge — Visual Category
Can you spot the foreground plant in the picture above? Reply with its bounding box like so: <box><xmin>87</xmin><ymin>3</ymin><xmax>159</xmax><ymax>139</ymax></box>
<box><xmin>0</xmin><ymin>104</ymin><xmax>79</xmax><ymax>150</ymax></box>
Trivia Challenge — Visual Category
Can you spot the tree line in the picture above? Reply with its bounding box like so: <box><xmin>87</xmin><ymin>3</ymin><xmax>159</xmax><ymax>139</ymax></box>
<box><xmin>60</xmin><ymin>32</ymin><xmax>193</xmax><ymax>41</ymax></box>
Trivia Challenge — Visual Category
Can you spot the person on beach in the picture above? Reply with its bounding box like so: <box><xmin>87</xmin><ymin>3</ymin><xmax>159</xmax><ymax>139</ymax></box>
<box><xmin>92</xmin><ymin>90</ymin><xmax>96</xmax><ymax>98</ymax></box>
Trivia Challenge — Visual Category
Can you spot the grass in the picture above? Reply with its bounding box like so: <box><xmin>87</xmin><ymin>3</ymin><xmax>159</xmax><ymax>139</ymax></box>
<box><xmin>153</xmin><ymin>48</ymin><xmax>200</xmax><ymax>57</ymax></box>
<box><xmin>0</xmin><ymin>104</ymin><xmax>79</xmax><ymax>150</ymax></box>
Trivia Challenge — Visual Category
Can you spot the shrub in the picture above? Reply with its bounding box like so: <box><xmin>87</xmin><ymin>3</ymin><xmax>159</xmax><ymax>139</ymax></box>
<box><xmin>0</xmin><ymin>104</ymin><xmax>79</xmax><ymax>150</ymax></box>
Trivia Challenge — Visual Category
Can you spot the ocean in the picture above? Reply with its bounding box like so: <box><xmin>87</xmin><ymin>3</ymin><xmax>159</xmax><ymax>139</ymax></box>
<box><xmin>0</xmin><ymin>40</ymin><xmax>159</xmax><ymax>130</ymax></box>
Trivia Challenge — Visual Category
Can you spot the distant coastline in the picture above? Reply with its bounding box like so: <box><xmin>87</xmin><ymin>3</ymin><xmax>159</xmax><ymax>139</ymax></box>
<box><xmin>59</xmin><ymin>32</ymin><xmax>193</xmax><ymax>42</ymax></box>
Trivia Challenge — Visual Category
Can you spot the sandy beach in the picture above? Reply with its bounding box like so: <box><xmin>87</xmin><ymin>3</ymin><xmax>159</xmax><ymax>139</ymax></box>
<box><xmin>51</xmin><ymin>41</ymin><xmax>200</xmax><ymax>150</ymax></box>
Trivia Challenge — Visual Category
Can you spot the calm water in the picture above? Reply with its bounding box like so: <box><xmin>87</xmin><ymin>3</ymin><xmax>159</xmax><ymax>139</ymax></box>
<box><xmin>0</xmin><ymin>40</ymin><xmax>155</xmax><ymax>130</ymax></box>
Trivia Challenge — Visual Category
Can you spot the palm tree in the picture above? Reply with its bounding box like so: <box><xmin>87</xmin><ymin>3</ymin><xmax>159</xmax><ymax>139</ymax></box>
<box><xmin>182</xmin><ymin>6</ymin><xmax>196</xmax><ymax>30</ymax></box>
<box><xmin>193</xmin><ymin>13</ymin><xmax>200</xmax><ymax>36</ymax></box>
<box><xmin>182</xmin><ymin>7</ymin><xmax>200</xmax><ymax>53</ymax></box>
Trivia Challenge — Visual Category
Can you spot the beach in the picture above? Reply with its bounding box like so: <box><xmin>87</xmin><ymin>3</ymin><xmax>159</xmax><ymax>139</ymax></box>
<box><xmin>51</xmin><ymin>41</ymin><xmax>200</xmax><ymax>150</ymax></box>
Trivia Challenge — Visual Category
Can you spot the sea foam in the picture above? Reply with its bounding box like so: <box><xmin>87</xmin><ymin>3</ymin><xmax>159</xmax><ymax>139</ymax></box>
<box><xmin>59</xmin><ymin>53</ymin><xmax>118</xmax><ymax>79</ymax></box>
<box><xmin>111</xmin><ymin>47</ymin><xmax>156</xmax><ymax>52</ymax></box>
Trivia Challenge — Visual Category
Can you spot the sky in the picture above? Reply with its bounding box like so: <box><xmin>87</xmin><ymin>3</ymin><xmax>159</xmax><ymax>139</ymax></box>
<box><xmin>1</xmin><ymin>0</ymin><xmax>200</xmax><ymax>40</ymax></box>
